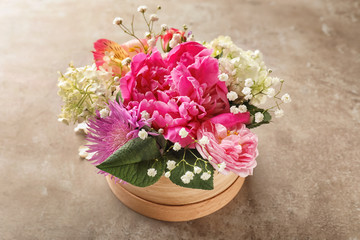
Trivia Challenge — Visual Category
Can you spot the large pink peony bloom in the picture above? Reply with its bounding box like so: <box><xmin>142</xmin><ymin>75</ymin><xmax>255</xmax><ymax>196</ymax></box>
<box><xmin>120</xmin><ymin>42</ymin><xmax>230</xmax><ymax>147</ymax></box>
<box><xmin>196</xmin><ymin>113</ymin><xmax>258</xmax><ymax>177</ymax></box>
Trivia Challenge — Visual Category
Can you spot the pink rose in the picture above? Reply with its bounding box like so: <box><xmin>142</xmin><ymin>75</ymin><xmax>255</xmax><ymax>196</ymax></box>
<box><xmin>120</xmin><ymin>42</ymin><xmax>230</xmax><ymax>147</ymax></box>
<box><xmin>196</xmin><ymin>114</ymin><xmax>258</xmax><ymax>177</ymax></box>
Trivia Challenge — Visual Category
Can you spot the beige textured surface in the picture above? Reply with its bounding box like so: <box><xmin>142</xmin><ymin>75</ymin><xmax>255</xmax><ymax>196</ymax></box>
<box><xmin>0</xmin><ymin>0</ymin><xmax>359</xmax><ymax>239</ymax></box>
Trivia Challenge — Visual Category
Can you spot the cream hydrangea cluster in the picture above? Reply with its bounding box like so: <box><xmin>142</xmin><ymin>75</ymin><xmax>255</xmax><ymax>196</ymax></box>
<box><xmin>57</xmin><ymin>63</ymin><xmax>118</xmax><ymax>124</ymax></box>
<box><xmin>208</xmin><ymin>36</ymin><xmax>283</xmax><ymax>106</ymax></box>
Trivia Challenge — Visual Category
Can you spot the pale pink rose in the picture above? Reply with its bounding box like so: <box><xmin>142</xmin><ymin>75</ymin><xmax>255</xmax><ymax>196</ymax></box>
<box><xmin>196</xmin><ymin>116</ymin><xmax>258</xmax><ymax>177</ymax></box>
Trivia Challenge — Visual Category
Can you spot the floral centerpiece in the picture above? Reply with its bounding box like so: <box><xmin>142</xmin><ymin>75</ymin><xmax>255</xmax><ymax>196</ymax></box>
<box><xmin>57</xmin><ymin>5</ymin><xmax>291</xmax><ymax>191</ymax></box>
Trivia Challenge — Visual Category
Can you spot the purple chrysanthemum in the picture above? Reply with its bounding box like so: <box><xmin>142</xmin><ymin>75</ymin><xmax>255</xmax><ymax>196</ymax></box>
<box><xmin>86</xmin><ymin>100</ymin><xmax>151</xmax><ymax>169</ymax></box>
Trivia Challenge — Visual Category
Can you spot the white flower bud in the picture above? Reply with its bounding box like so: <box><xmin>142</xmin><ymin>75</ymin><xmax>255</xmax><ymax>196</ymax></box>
<box><xmin>164</xmin><ymin>171</ymin><xmax>171</xmax><ymax>178</ymax></box>
<box><xmin>161</xmin><ymin>24</ymin><xmax>168</xmax><ymax>31</ymax></box>
<box><xmin>121</xmin><ymin>57</ymin><xmax>131</xmax><ymax>66</ymax></box>
<box><xmin>149</xmin><ymin>14</ymin><xmax>159</xmax><ymax>22</ymax></box>
<box><xmin>113</xmin><ymin>17</ymin><xmax>123</xmax><ymax>25</ymax></box>
<box><xmin>218</xmin><ymin>162</ymin><xmax>227</xmax><ymax>172</ymax></box>
<box><xmin>148</xmin><ymin>38</ymin><xmax>156</xmax><ymax>48</ymax></box>
<box><xmin>264</xmin><ymin>88</ymin><xmax>275</xmax><ymax>98</ymax></box>
<box><xmin>185</xmin><ymin>171</ymin><xmax>194</xmax><ymax>180</ymax></box>
<box><xmin>230</xmin><ymin>106</ymin><xmax>240</xmax><ymax>114</ymax></box>
<box><xmin>137</xmin><ymin>5</ymin><xmax>147</xmax><ymax>13</ymax></box>
<box><xmin>141</xmin><ymin>110</ymin><xmax>150</xmax><ymax>120</ymax></box>
<box><xmin>181</xmin><ymin>175</ymin><xmax>191</xmax><ymax>184</ymax></box>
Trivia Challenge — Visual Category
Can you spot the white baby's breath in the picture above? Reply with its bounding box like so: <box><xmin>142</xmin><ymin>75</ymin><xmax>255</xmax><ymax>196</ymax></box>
<box><xmin>218</xmin><ymin>73</ymin><xmax>229</xmax><ymax>82</ymax></box>
<box><xmin>200</xmin><ymin>172</ymin><xmax>211</xmax><ymax>181</ymax></box>
<box><xmin>113</xmin><ymin>17</ymin><xmax>123</xmax><ymax>25</ymax></box>
<box><xmin>147</xmin><ymin>168</ymin><xmax>157</xmax><ymax>177</ymax></box>
<box><xmin>254</xmin><ymin>112</ymin><xmax>264</xmax><ymax>123</ymax></box>
<box><xmin>230</xmin><ymin>106</ymin><xmax>240</xmax><ymax>114</ymax></box>
<box><xmin>218</xmin><ymin>162</ymin><xmax>227</xmax><ymax>172</ymax></box>
<box><xmin>238</xmin><ymin>105</ymin><xmax>247</xmax><ymax>113</ymax></box>
<box><xmin>242</xmin><ymin>87</ymin><xmax>252</xmax><ymax>96</ymax></box>
<box><xmin>179</xmin><ymin>128</ymin><xmax>189</xmax><ymax>138</ymax></box>
<box><xmin>99</xmin><ymin>108</ymin><xmax>109</xmax><ymax>118</ymax></box>
<box><xmin>274</xmin><ymin>109</ymin><xmax>284</xmax><ymax>118</ymax></box>
<box><xmin>138</xmin><ymin>129</ymin><xmax>148</xmax><ymax>140</ymax></box>
<box><xmin>194</xmin><ymin>166</ymin><xmax>202</xmax><ymax>174</ymax></box>
<box><xmin>173</xmin><ymin>142</ymin><xmax>181</xmax><ymax>151</ymax></box>
<box><xmin>227</xmin><ymin>91</ymin><xmax>238</xmax><ymax>101</ymax></box>
<box><xmin>199</xmin><ymin>136</ymin><xmax>210</xmax><ymax>145</ymax></box>
<box><xmin>166</xmin><ymin>160</ymin><xmax>176</xmax><ymax>170</ymax></box>
<box><xmin>137</xmin><ymin>5</ymin><xmax>147</xmax><ymax>13</ymax></box>
<box><xmin>244</xmin><ymin>78</ymin><xmax>254</xmax><ymax>87</ymax></box>
<box><xmin>141</xmin><ymin>110</ymin><xmax>150</xmax><ymax>120</ymax></box>
<box><xmin>149</xmin><ymin>14</ymin><xmax>159</xmax><ymax>22</ymax></box>
<box><xmin>165</xmin><ymin>171</ymin><xmax>171</xmax><ymax>178</ymax></box>
<box><xmin>281</xmin><ymin>93</ymin><xmax>292</xmax><ymax>103</ymax></box>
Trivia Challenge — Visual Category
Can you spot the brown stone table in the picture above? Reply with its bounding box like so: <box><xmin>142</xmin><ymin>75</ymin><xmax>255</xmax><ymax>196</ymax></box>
<box><xmin>0</xmin><ymin>0</ymin><xmax>359</xmax><ymax>239</ymax></box>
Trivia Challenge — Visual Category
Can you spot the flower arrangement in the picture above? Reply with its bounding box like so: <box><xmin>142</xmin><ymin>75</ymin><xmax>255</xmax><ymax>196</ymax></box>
<box><xmin>58</xmin><ymin>5</ymin><xmax>291</xmax><ymax>190</ymax></box>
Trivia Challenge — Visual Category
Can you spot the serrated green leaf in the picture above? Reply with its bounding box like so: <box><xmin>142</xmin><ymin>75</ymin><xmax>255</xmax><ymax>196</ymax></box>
<box><xmin>166</xmin><ymin>149</ymin><xmax>214</xmax><ymax>190</ymax></box>
<box><xmin>96</xmin><ymin>137</ymin><xmax>165</xmax><ymax>187</ymax></box>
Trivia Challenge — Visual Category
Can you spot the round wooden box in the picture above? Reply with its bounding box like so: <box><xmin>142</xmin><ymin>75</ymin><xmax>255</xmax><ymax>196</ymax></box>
<box><xmin>106</xmin><ymin>172</ymin><xmax>244</xmax><ymax>222</ymax></box>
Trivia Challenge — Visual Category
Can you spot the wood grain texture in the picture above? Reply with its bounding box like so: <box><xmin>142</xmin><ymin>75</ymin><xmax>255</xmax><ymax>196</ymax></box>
<box><xmin>106</xmin><ymin>174</ymin><xmax>245</xmax><ymax>222</ymax></box>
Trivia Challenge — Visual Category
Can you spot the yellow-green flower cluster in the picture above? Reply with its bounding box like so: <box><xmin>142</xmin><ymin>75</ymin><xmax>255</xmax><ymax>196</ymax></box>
<box><xmin>207</xmin><ymin>36</ymin><xmax>283</xmax><ymax>106</ymax></box>
<box><xmin>57</xmin><ymin>63</ymin><xmax>118</xmax><ymax>124</ymax></box>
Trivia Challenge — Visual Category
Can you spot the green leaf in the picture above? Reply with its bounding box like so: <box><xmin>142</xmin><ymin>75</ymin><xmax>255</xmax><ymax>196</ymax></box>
<box><xmin>245</xmin><ymin>103</ymin><xmax>272</xmax><ymax>129</ymax></box>
<box><xmin>166</xmin><ymin>149</ymin><xmax>214</xmax><ymax>190</ymax></box>
<box><xmin>96</xmin><ymin>137</ymin><xmax>165</xmax><ymax>187</ymax></box>
<box><xmin>115</xmin><ymin>90</ymin><xmax>123</xmax><ymax>103</ymax></box>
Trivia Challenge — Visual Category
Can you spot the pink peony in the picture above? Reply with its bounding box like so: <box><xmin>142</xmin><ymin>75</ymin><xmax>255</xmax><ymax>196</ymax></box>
<box><xmin>120</xmin><ymin>42</ymin><xmax>230</xmax><ymax>147</ymax></box>
<box><xmin>196</xmin><ymin>113</ymin><xmax>258</xmax><ymax>177</ymax></box>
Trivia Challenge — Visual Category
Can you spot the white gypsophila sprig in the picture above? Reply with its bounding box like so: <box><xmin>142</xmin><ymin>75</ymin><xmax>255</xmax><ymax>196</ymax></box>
<box><xmin>138</xmin><ymin>129</ymin><xmax>148</xmax><ymax>140</ymax></box>
<box><xmin>147</xmin><ymin>168</ymin><xmax>157</xmax><ymax>177</ymax></box>
<box><xmin>254</xmin><ymin>112</ymin><xmax>264</xmax><ymax>123</ymax></box>
<box><xmin>173</xmin><ymin>142</ymin><xmax>181</xmax><ymax>151</ymax></box>
<box><xmin>166</xmin><ymin>160</ymin><xmax>177</xmax><ymax>170</ymax></box>
<box><xmin>57</xmin><ymin>63</ymin><xmax>116</xmax><ymax>123</ymax></box>
<box><xmin>179</xmin><ymin>128</ymin><xmax>189</xmax><ymax>138</ymax></box>
<box><xmin>200</xmin><ymin>172</ymin><xmax>211</xmax><ymax>181</ymax></box>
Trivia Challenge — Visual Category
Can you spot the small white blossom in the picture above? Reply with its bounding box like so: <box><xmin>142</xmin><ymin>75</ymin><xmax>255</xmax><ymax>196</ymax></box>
<box><xmin>244</xmin><ymin>94</ymin><xmax>253</xmax><ymax>100</ymax></box>
<box><xmin>230</xmin><ymin>106</ymin><xmax>240</xmax><ymax>114</ymax></box>
<box><xmin>281</xmin><ymin>93</ymin><xmax>292</xmax><ymax>103</ymax></box>
<box><xmin>218</xmin><ymin>162</ymin><xmax>227</xmax><ymax>172</ymax></box>
<box><xmin>148</xmin><ymin>38</ymin><xmax>156</xmax><ymax>48</ymax></box>
<box><xmin>227</xmin><ymin>91</ymin><xmax>238</xmax><ymax>101</ymax></box>
<box><xmin>85</xmin><ymin>151</ymin><xmax>96</xmax><ymax>161</ymax></box>
<box><xmin>147</xmin><ymin>168</ymin><xmax>157</xmax><ymax>177</ymax></box>
<box><xmin>58</xmin><ymin>118</ymin><xmax>69</xmax><ymax>125</ymax></box>
<box><xmin>181</xmin><ymin>175</ymin><xmax>191</xmax><ymax>184</ymax></box>
<box><xmin>218</xmin><ymin>73</ymin><xmax>229</xmax><ymax>82</ymax></box>
<box><xmin>161</xmin><ymin>24</ymin><xmax>168</xmax><ymax>31</ymax></box>
<box><xmin>244</xmin><ymin>78</ymin><xmax>254</xmax><ymax>87</ymax></box>
<box><xmin>172</xmin><ymin>33</ymin><xmax>181</xmax><ymax>42</ymax></box>
<box><xmin>138</xmin><ymin>129</ymin><xmax>148</xmax><ymax>140</ymax></box>
<box><xmin>264</xmin><ymin>88</ymin><xmax>275</xmax><ymax>98</ymax></box>
<box><xmin>141</xmin><ymin>110</ymin><xmax>150</xmax><ymax>120</ymax></box>
<box><xmin>137</xmin><ymin>5</ymin><xmax>147</xmax><ymax>13</ymax></box>
<box><xmin>113</xmin><ymin>17</ymin><xmax>123</xmax><ymax>25</ymax></box>
<box><xmin>254</xmin><ymin>112</ymin><xmax>264</xmax><ymax>123</ymax></box>
<box><xmin>200</xmin><ymin>172</ymin><xmax>211</xmax><ymax>181</ymax></box>
<box><xmin>99</xmin><ymin>108</ymin><xmax>109</xmax><ymax>118</ymax></box>
<box><xmin>242</xmin><ymin>87</ymin><xmax>252</xmax><ymax>96</ymax></box>
<box><xmin>194</xmin><ymin>166</ymin><xmax>202</xmax><ymax>174</ymax></box>
<box><xmin>158</xmin><ymin>128</ymin><xmax>164</xmax><ymax>134</ymax></box>
<box><xmin>166</xmin><ymin>160</ymin><xmax>177</xmax><ymax>170</ymax></box>
<box><xmin>207</xmin><ymin>156</ymin><xmax>213</xmax><ymax>161</ymax></box>
<box><xmin>185</xmin><ymin>171</ymin><xmax>195</xmax><ymax>180</ymax></box>
<box><xmin>238</xmin><ymin>105</ymin><xmax>247</xmax><ymax>113</ymax></box>
<box><xmin>149</xmin><ymin>14</ymin><xmax>159</xmax><ymax>22</ymax></box>
<box><xmin>165</xmin><ymin>171</ymin><xmax>171</xmax><ymax>178</ymax></box>
<box><xmin>179</xmin><ymin>128</ymin><xmax>189</xmax><ymax>138</ymax></box>
<box><xmin>121</xmin><ymin>57</ymin><xmax>131</xmax><ymax>66</ymax></box>
<box><xmin>173</xmin><ymin>142</ymin><xmax>181</xmax><ymax>151</ymax></box>
<box><xmin>274</xmin><ymin>109</ymin><xmax>284</xmax><ymax>118</ymax></box>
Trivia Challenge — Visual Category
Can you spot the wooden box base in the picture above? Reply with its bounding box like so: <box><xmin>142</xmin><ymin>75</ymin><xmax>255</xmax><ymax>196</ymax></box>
<box><xmin>106</xmin><ymin>173</ymin><xmax>245</xmax><ymax>222</ymax></box>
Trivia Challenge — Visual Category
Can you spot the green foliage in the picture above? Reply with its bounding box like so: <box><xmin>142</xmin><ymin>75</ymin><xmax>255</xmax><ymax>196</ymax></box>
<box><xmin>96</xmin><ymin>137</ymin><xmax>165</xmax><ymax>187</ymax></box>
<box><xmin>166</xmin><ymin>149</ymin><xmax>214</xmax><ymax>190</ymax></box>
